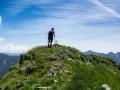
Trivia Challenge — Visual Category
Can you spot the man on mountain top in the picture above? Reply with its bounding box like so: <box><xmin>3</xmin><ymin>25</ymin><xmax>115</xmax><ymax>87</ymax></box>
<box><xmin>48</xmin><ymin>28</ymin><xmax>55</xmax><ymax>48</ymax></box>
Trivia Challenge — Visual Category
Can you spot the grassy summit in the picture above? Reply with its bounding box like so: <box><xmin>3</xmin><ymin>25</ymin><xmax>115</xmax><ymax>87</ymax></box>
<box><xmin>0</xmin><ymin>44</ymin><xmax>120</xmax><ymax>90</ymax></box>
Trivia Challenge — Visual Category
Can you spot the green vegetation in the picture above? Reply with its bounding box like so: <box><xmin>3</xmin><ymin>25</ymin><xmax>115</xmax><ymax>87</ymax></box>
<box><xmin>0</xmin><ymin>44</ymin><xmax>120</xmax><ymax>90</ymax></box>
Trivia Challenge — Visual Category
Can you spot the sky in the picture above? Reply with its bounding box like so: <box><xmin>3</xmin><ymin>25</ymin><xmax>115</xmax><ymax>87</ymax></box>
<box><xmin>0</xmin><ymin>0</ymin><xmax>120</xmax><ymax>53</ymax></box>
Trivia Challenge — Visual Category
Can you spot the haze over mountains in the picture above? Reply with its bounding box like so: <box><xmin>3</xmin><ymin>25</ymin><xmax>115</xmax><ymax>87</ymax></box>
<box><xmin>0</xmin><ymin>53</ymin><xmax>19</xmax><ymax>76</ymax></box>
<box><xmin>85</xmin><ymin>50</ymin><xmax>120</xmax><ymax>63</ymax></box>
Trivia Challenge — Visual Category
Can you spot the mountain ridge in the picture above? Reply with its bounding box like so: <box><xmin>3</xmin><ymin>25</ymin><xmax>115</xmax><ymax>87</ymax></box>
<box><xmin>85</xmin><ymin>50</ymin><xmax>120</xmax><ymax>63</ymax></box>
<box><xmin>0</xmin><ymin>44</ymin><xmax>120</xmax><ymax>90</ymax></box>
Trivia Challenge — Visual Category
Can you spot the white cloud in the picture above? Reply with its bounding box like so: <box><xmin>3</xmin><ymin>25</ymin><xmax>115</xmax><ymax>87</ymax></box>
<box><xmin>90</xmin><ymin>0</ymin><xmax>120</xmax><ymax>18</ymax></box>
<box><xmin>0</xmin><ymin>44</ymin><xmax>31</xmax><ymax>53</ymax></box>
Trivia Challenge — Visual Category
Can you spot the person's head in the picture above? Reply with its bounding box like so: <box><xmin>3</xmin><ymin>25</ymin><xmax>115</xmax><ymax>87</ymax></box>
<box><xmin>51</xmin><ymin>28</ymin><xmax>54</xmax><ymax>31</ymax></box>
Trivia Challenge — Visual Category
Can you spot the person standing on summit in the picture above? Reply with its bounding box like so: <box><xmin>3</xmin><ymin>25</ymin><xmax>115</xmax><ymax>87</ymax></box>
<box><xmin>48</xmin><ymin>28</ymin><xmax>55</xmax><ymax>48</ymax></box>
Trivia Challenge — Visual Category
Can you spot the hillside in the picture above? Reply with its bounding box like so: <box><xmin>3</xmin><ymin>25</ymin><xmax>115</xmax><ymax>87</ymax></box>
<box><xmin>0</xmin><ymin>44</ymin><xmax>120</xmax><ymax>90</ymax></box>
<box><xmin>0</xmin><ymin>53</ymin><xmax>19</xmax><ymax>76</ymax></box>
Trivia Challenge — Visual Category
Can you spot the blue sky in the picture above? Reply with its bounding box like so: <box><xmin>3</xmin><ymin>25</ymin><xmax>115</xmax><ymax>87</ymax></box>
<box><xmin>0</xmin><ymin>0</ymin><xmax>120</xmax><ymax>53</ymax></box>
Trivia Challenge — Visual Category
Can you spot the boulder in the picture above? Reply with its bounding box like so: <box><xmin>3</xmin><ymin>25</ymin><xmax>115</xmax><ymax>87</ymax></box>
<box><xmin>54</xmin><ymin>62</ymin><xmax>63</xmax><ymax>68</ymax></box>
<box><xmin>19</xmin><ymin>67</ymin><xmax>26</xmax><ymax>74</ymax></box>
<box><xmin>48</xmin><ymin>57</ymin><xmax>57</xmax><ymax>62</ymax></box>
<box><xmin>27</xmin><ymin>65</ymin><xmax>37</xmax><ymax>74</ymax></box>
<box><xmin>102</xmin><ymin>84</ymin><xmax>111</xmax><ymax>90</ymax></box>
<box><xmin>46</xmin><ymin>70</ymin><xmax>57</xmax><ymax>77</ymax></box>
<box><xmin>16</xmin><ymin>82</ymin><xmax>24</xmax><ymax>88</ymax></box>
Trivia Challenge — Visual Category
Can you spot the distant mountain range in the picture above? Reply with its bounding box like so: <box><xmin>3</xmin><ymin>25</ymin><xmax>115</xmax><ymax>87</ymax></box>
<box><xmin>5</xmin><ymin>53</ymin><xmax>21</xmax><ymax>56</ymax></box>
<box><xmin>85</xmin><ymin>50</ymin><xmax>120</xmax><ymax>63</ymax></box>
<box><xmin>0</xmin><ymin>53</ymin><xmax>20</xmax><ymax>76</ymax></box>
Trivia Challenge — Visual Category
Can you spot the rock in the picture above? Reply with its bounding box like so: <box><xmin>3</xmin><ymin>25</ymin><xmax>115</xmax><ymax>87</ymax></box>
<box><xmin>86</xmin><ymin>63</ymin><xmax>93</xmax><ymax>67</ymax></box>
<box><xmin>68</xmin><ymin>58</ymin><xmax>73</xmax><ymax>61</ymax></box>
<box><xmin>64</xmin><ymin>50</ymin><xmax>68</xmax><ymax>53</ymax></box>
<box><xmin>27</xmin><ymin>65</ymin><xmax>37</xmax><ymax>74</ymax></box>
<box><xmin>66</xmin><ymin>53</ymin><xmax>75</xmax><ymax>59</ymax></box>
<box><xmin>64</xmin><ymin>70</ymin><xmax>70</xmax><ymax>73</ymax></box>
<box><xmin>54</xmin><ymin>62</ymin><xmax>63</xmax><ymax>68</ymax></box>
<box><xmin>13</xmin><ymin>74</ymin><xmax>17</xmax><ymax>78</ymax></box>
<box><xmin>36</xmin><ymin>87</ymin><xmax>52</xmax><ymax>90</ymax></box>
<box><xmin>46</xmin><ymin>70</ymin><xmax>57</xmax><ymax>77</ymax></box>
<box><xmin>102</xmin><ymin>84</ymin><xmax>111</xmax><ymax>90</ymax></box>
<box><xmin>19</xmin><ymin>67</ymin><xmax>26</xmax><ymax>74</ymax></box>
<box><xmin>24</xmin><ymin>54</ymin><xmax>35</xmax><ymax>61</ymax></box>
<box><xmin>48</xmin><ymin>57</ymin><xmax>57</xmax><ymax>61</ymax></box>
<box><xmin>54</xmin><ymin>63</ymin><xmax>58</xmax><ymax>67</ymax></box>
<box><xmin>54</xmin><ymin>80</ymin><xmax>58</xmax><ymax>83</ymax></box>
<box><xmin>16</xmin><ymin>82</ymin><xmax>24</xmax><ymax>88</ymax></box>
